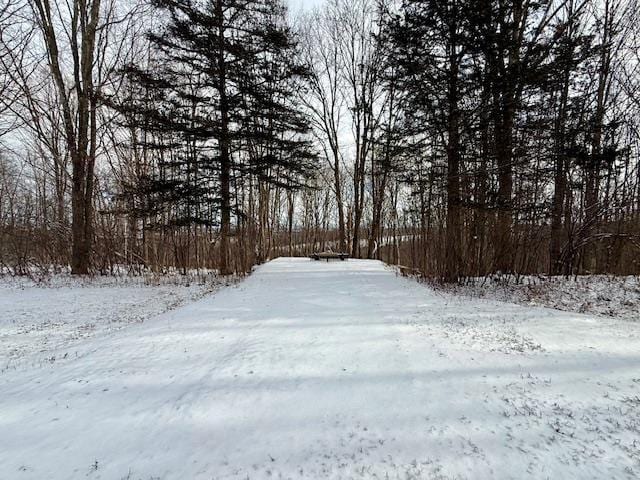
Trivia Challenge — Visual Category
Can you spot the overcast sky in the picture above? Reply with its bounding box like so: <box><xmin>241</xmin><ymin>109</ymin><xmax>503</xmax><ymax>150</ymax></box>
<box><xmin>286</xmin><ymin>0</ymin><xmax>325</xmax><ymax>13</ymax></box>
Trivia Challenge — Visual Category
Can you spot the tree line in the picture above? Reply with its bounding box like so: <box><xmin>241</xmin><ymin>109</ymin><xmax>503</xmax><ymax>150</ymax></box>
<box><xmin>1</xmin><ymin>0</ymin><xmax>639</xmax><ymax>281</ymax></box>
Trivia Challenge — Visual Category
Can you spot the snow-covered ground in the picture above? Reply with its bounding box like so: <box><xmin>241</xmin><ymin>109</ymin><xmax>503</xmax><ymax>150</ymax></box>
<box><xmin>0</xmin><ymin>273</ymin><xmax>227</xmax><ymax>372</ymax></box>
<box><xmin>434</xmin><ymin>274</ymin><xmax>640</xmax><ymax>321</ymax></box>
<box><xmin>1</xmin><ymin>258</ymin><xmax>639</xmax><ymax>479</ymax></box>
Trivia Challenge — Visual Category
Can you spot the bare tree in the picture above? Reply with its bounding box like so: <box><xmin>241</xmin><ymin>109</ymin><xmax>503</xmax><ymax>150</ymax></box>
<box><xmin>299</xmin><ymin>2</ymin><xmax>349</xmax><ymax>252</ymax></box>
<box><xmin>25</xmin><ymin>0</ymin><xmax>102</xmax><ymax>273</ymax></box>
<box><xmin>0</xmin><ymin>0</ymin><xmax>30</xmax><ymax>139</ymax></box>
<box><xmin>337</xmin><ymin>0</ymin><xmax>384</xmax><ymax>257</ymax></box>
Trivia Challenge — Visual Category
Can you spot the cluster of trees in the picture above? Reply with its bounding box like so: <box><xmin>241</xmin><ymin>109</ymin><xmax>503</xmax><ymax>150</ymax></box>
<box><xmin>381</xmin><ymin>0</ymin><xmax>640</xmax><ymax>279</ymax></box>
<box><xmin>300</xmin><ymin>0</ymin><xmax>640</xmax><ymax>280</ymax></box>
<box><xmin>0</xmin><ymin>0</ymin><xmax>316</xmax><ymax>275</ymax></box>
<box><xmin>1</xmin><ymin>0</ymin><xmax>639</xmax><ymax>281</ymax></box>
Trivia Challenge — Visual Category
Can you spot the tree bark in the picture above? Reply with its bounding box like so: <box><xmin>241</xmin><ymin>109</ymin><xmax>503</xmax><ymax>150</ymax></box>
<box><xmin>550</xmin><ymin>16</ymin><xmax>573</xmax><ymax>274</ymax></box>
<box><xmin>444</xmin><ymin>13</ymin><xmax>462</xmax><ymax>283</ymax></box>
<box><xmin>32</xmin><ymin>0</ymin><xmax>101</xmax><ymax>274</ymax></box>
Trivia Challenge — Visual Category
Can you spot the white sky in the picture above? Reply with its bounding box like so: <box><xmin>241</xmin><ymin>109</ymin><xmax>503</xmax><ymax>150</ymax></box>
<box><xmin>286</xmin><ymin>0</ymin><xmax>325</xmax><ymax>13</ymax></box>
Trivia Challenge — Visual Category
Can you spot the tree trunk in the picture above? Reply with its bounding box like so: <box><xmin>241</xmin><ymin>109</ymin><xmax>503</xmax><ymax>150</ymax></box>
<box><xmin>217</xmin><ymin>0</ymin><xmax>232</xmax><ymax>275</ymax></box>
<box><xmin>444</xmin><ymin>22</ymin><xmax>461</xmax><ymax>283</ymax></box>
<box><xmin>584</xmin><ymin>0</ymin><xmax>612</xmax><ymax>273</ymax></box>
<box><xmin>550</xmin><ymin>42</ymin><xmax>572</xmax><ymax>274</ymax></box>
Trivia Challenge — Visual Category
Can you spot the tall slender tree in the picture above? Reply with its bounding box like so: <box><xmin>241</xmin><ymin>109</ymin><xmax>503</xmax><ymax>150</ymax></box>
<box><xmin>117</xmin><ymin>0</ymin><xmax>315</xmax><ymax>273</ymax></box>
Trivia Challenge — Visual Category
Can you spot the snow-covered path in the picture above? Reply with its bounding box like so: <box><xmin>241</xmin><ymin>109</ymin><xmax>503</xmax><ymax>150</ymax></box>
<box><xmin>2</xmin><ymin>258</ymin><xmax>639</xmax><ymax>479</ymax></box>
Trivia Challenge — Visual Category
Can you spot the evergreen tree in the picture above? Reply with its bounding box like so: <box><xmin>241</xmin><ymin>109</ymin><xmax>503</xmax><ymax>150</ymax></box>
<box><xmin>116</xmin><ymin>0</ymin><xmax>316</xmax><ymax>273</ymax></box>
<box><xmin>382</xmin><ymin>0</ymin><xmax>478</xmax><ymax>281</ymax></box>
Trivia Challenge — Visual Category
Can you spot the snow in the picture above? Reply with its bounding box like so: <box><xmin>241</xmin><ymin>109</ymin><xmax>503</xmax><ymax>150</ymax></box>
<box><xmin>1</xmin><ymin>258</ymin><xmax>639</xmax><ymax>479</ymax></box>
<box><xmin>0</xmin><ymin>273</ymin><xmax>226</xmax><ymax>372</ymax></box>
<box><xmin>434</xmin><ymin>274</ymin><xmax>640</xmax><ymax>322</ymax></box>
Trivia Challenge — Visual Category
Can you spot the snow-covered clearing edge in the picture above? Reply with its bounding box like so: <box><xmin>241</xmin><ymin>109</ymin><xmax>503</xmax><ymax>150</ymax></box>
<box><xmin>0</xmin><ymin>271</ymin><xmax>240</xmax><ymax>373</ymax></box>
<box><xmin>415</xmin><ymin>273</ymin><xmax>640</xmax><ymax>321</ymax></box>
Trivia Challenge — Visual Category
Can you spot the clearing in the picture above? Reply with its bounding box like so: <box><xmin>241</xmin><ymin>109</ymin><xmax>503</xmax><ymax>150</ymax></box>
<box><xmin>1</xmin><ymin>258</ymin><xmax>639</xmax><ymax>479</ymax></box>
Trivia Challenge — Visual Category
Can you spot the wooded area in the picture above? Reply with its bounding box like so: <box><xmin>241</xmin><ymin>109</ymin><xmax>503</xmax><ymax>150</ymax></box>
<box><xmin>1</xmin><ymin>0</ymin><xmax>639</xmax><ymax>281</ymax></box>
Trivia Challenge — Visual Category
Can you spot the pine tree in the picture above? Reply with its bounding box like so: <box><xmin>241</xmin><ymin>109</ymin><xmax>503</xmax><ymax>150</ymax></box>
<box><xmin>115</xmin><ymin>0</ymin><xmax>315</xmax><ymax>273</ymax></box>
<box><xmin>382</xmin><ymin>0</ymin><xmax>478</xmax><ymax>281</ymax></box>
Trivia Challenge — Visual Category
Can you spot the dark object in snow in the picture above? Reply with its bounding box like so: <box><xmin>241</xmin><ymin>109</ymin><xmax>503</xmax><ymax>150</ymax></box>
<box><xmin>309</xmin><ymin>252</ymin><xmax>349</xmax><ymax>262</ymax></box>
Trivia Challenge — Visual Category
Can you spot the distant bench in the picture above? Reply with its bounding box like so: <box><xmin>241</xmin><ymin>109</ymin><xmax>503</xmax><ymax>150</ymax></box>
<box><xmin>309</xmin><ymin>252</ymin><xmax>349</xmax><ymax>262</ymax></box>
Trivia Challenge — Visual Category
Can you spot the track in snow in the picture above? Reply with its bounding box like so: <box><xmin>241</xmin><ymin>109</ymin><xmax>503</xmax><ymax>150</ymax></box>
<box><xmin>1</xmin><ymin>258</ymin><xmax>639</xmax><ymax>479</ymax></box>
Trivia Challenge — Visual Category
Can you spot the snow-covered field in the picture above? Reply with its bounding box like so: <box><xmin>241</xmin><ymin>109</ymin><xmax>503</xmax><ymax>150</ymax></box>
<box><xmin>1</xmin><ymin>258</ymin><xmax>639</xmax><ymax>479</ymax></box>
<box><xmin>435</xmin><ymin>274</ymin><xmax>640</xmax><ymax>321</ymax></box>
<box><xmin>0</xmin><ymin>273</ymin><xmax>227</xmax><ymax>372</ymax></box>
